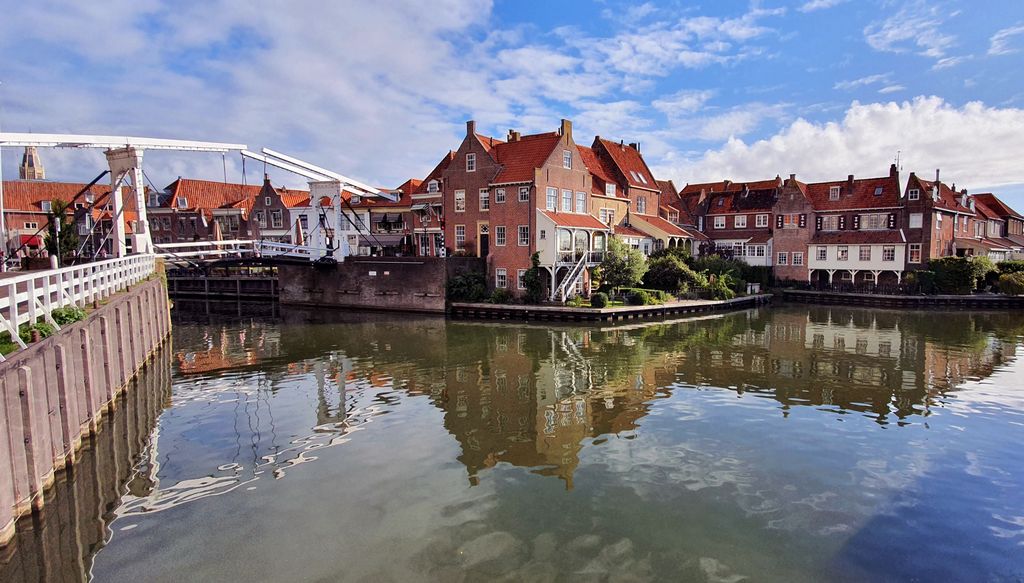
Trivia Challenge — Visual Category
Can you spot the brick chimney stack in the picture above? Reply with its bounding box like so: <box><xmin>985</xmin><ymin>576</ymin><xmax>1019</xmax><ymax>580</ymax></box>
<box><xmin>559</xmin><ymin>119</ymin><xmax>573</xmax><ymax>141</ymax></box>
<box><xmin>466</xmin><ymin>120</ymin><xmax>476</xmax><ymax>137</ymax></box>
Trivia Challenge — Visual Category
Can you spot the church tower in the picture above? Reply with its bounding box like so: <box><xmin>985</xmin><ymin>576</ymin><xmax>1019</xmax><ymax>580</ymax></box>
<box><xmin>19</xmin><ymin>146</ymin><xmax>45</xmax><ymax>180</ymax></box>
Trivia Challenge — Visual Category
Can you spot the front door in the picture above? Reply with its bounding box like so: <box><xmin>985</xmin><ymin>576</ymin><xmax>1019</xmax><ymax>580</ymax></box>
<box><xmin>479</xmin><ymin>234</ymin><xmax>489</xmax><ymax>258</ymax></box>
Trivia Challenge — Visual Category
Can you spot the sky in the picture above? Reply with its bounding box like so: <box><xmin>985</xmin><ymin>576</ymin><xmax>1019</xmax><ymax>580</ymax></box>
<box><xmin>2</xmin><ymin>0</ymin><xmax>1024</xmax><ymax>205</ymax></box>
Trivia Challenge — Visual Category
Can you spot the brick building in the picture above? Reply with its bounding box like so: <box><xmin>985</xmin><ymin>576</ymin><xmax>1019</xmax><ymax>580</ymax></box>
<box><xmin>902</xmin><ymin>171</ymin><xmax>976</xmax><ymax>267</ymax></box>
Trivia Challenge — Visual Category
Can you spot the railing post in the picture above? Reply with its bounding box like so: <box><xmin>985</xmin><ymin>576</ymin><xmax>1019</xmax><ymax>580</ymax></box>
<box><xmin>8</xmin><ymin>283</ymin><xmax>20</xmax><ymax>332</ymax></box>
<box><xmin>26</xmin><ymin>278</ymin><xmax>36</xmax><ymax>325</ymax></box>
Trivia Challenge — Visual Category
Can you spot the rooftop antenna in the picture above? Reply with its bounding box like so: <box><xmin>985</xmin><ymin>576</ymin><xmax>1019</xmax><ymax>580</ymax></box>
<box><xmin>894</xmin><ymin>150</ymin><xmax>901</xmax><ymax>171</ymax></box>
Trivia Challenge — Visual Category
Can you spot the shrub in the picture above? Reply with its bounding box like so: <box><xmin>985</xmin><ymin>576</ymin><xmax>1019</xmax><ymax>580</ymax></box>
<box><xmin>619</xmin><ymin>288</ymin><xmax>670</xmax><ymax>303</ymax></box>
<box><xmin>997</xmin><ymin>260</ymin><xmax>1024</xmax><ymax>275</ymax></box>
<box><xmin>522</xmin><ymin>252</ymin><xmax>544</xmax><ymax>304</ymax></box>
<box><xmin>566</xmin><ymin>295</ymin><xmax>586</xmax><ymax>307</ymax></box>
<box><xmin>930</xmin><ymin>256</ymin><xmax>990</xmax><ymax>294</ymax></box>
<box><xmin>647</xmin><ymin>246</ymin><xmax>691</xmax><ymax>263</ymax></box>
<box><xmin>51</xmin><ymin>306</ymin><xmax>87</xmax><ymax>326</ymax></box>
<box><xmin>627</xmin><ymin>289</ymin><xmax>653</xmax><ymax>306</ymax></box>
<box><xmin>644</xmin><ymin>255</ymin><xmax>707</xmax><ymax>294</ymax></box>
<box><xmin>707</xmin><ymin>277</ymin><xmax>736</xmax><ymax>300</ymax></box>
<box><xmin>999</xmin><ymin>272</ymin><xmax>1024</xmax><ymax>296</ymax></box>
<box><xmin>489</xmin><ymin>288</ymin><xmax>513</xmax><ymax>304</ymax></box>
<box><xmin>446</xmin><ymin>271</ymin><xmax>488</xmax><ymax>302</ymax></box>
<box><xmin>905</xmin><ymin>270</ymin><xmax>938</xmax><ymax>294</ymax></box>
<box><xmin>590</xmin><ymin>292</ymin><xmax>609</xmax><ymax>308</ymax></box>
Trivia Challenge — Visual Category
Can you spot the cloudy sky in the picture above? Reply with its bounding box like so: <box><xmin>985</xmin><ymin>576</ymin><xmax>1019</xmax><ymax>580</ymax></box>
<box><xmin>2</xmin><ymin>0</ymin><xmax>1024</xmax><ymax>204</ymax></box>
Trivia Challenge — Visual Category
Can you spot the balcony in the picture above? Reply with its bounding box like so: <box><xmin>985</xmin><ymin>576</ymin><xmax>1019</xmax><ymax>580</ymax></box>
<box><xmin>557</xmin><ymin>250</ymin><xmax>604</xmax><ymax>265</ymax></box>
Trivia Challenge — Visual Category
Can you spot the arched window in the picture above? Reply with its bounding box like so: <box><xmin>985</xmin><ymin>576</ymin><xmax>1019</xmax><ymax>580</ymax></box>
<box><xmin>558</xmin><ymin>229</ymin><xmax>572</xmax><ymax>251</ymax></box>
<box><xmin>574</xmin><ymin>230</ymin><xmax>589</xmax><ymax>252</ymax></box>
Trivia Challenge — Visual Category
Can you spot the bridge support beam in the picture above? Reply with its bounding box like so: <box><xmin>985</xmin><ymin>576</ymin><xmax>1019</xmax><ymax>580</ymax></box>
<box><xmin>105</xmin><ymin>147</ymin><xmax>152</xmax><ymax>257</ymax></box>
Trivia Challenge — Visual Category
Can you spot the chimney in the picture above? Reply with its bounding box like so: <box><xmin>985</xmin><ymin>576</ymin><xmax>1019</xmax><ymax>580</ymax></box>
<box><xmin>466</xmin><ymin>120</ymin><xmax>476</xmax><ymax>137</ymax></box>
<box><xmin>789</xmin><ymin>173</ymin><xmax>796</xmax><ymax>183</ymax></box>
<box><xmin>934</xmin><ymin>169</ymin><xmax>941</xmax><ymax>201</ymax></box>
<box><xmin>507</xmin><ymin>129</ymin><xmax>521</xmax><ymax>142</ymax></box>
<box><xmin>628</xmin><ymin>142</ymin><xmax>639</xmax><ymax>152</ymax></box>
<box><xmin>559</xmin><ymin>119</ymin><xmax>573</xmax><ymax>141</ymax></box>
<box><xmin>889</xmin><ymin>163</ymin><xmax>898</xmax><ymax>179</ymax></box>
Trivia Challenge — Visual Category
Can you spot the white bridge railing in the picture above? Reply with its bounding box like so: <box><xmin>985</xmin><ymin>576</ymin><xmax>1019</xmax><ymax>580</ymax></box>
<box><xmin>155</xmin><ymin>239</ymin><xmax>333</xmax><ymax>262</ymax></box>
<box><xmin>0</xmin><ymin>254</ymin><xmax>156</xmax><ymax>359</ymax></box>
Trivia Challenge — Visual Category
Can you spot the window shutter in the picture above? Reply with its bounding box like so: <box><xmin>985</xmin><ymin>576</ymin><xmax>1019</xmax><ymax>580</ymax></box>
<box><xmin>799</xmin><ymin>214</ymin><xmax>806</xmax><ymax>228</ymax></box>
<box><xmin>888</xmin><ymin>213</ymin><xmax>896</xmax><ymax>228</ymax></box>
<box><xmin>839</xmin><ymin>215</ymin><xmax>846</xmax><ymax>230</ymax></box>
<box><xmin>776</xmin><ymin>215</ymin><xmax>784</xmax><ymax>229</ymax></box>
<box><xmin>852</xmin><ymin>215</ymin><xmax>861</xmax><ymax>230</ymax></box>
<box><xmin>815</xmin><ymin>216</ymin><xmax>822</xmax><ymax>231</ymax></box>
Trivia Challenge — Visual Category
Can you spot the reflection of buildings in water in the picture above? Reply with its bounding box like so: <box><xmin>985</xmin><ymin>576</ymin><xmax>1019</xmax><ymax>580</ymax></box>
<box><xmin>175</xmin><ymin>321</ymin><xmax>283</xmax><ymax>375</ymax></box>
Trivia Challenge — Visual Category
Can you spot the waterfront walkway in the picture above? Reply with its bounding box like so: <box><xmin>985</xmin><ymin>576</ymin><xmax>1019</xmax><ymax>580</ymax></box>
<box><xmin>450</xmin><ymin>294</ymin><xmax>770</xmax><ymax>322</ymax></box>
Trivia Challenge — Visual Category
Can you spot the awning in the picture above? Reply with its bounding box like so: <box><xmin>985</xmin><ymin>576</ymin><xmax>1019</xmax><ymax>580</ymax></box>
<box><xmin>20</xmin><ymin>234</ymin><xmax>42</xmax><ymax>247</ymax></box>
<box><xmin>411</xmin><ymin>203</ymin><xmax>429</xmax><ymax>211</ymax></box>
<box><xmin>358</xmin><ymin>234</ymin><xmax>406</xmax><ymax>246</ymax></box>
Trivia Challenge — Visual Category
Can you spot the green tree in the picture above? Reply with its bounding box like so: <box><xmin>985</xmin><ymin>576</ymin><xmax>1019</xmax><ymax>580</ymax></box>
<box><xmin>522</xmin><ymin>252</ymin><xmax>545</xmax><ymax>304</ymax></box>
<box><xmin>644</xmin><ymin>255</ymin><xmax>707</xmax><ymax>293</ymax></box>
<box><xmin>599</xmin><ymin>237</ymin><xmax>647</xmax><ymax>291</ymax></box>
<box><xmin>44</xmin><ymin>198</ymin><xmax>79</xmax><ymax>264</ymax></box>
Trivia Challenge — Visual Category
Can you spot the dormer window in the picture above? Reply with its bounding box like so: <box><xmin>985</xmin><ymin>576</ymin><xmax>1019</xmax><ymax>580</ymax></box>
<box><xmin>41</xmin><ymin>200</ymin><xmax>53</xmax><ymax>213</ymax></box>
<box><xmin>908</xmin><ymin>188</ymin><xmax>920</xmax><ymax>201</ymax></box>
<box><xmin>829</xmin><ymin>186</ymin><xmax>841</xmax><ymax>200</ymax></box>
<box><xmin>351</xmin><ymin>195</ymin><xmax>361</xmax><ymax>205</ymax></box>
<box><xmin>605</xmin><ymin>183</ymin><xmax>616</xmax><ymax>197</ymax></box>
<box><xmin>562</xmin><ymin>150</ymin><xmax>572</xmax><ymax>169</ymax></box>
<box><xmin>466</xmin><ymin>153</ymin><xmax>476</xmax><ymax>172</ymax></box>
<box><xmin>176</xmin><ymin>196</ymin><xmax>187</xmax><ymax>209</ymax></box>
<box><xmin>427</xmin><ymin>180</ymin><xmax>439</xmax><ymax>193</ymax></box>
<box><xmin>85</xmin><ymin>193</ymin><xmax>95</xmax><ymax>204</ymax></box>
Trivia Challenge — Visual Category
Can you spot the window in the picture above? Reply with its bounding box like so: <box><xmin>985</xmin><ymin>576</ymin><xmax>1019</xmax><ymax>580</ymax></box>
<box><xmin>882</xmin><ymin>246</ymin><xmax>896</xmax><ymax>261</ymax></box>
<box><xmin>777</xmin><ymin>252</ymin><xmax>789</xmax><ymax>265</ymax></box>
<box><xmin>454</xmin><ymin>190</ymin><xmax>466</xmax><ymax>212</ymax></box>
<box><xmin>427</xmin><ymin>180</ymin><xmax>439</xmax><ymax>193</ymax></box>
<box><xmin>265</xmin><ymin>196</ymin><xmax>272</xmax><ymax>206</ymax></box>
<box><xmin>756</xmin><ymin>214</ymin><xmax>769</xmax><ymax>228</ymax></box>
<box><xmin>909</xmin><ymin>213</ymin><xmax>923</xmax><ymax>229</ymax></box>
<box><xmin>859</xmin><ymin>246</ymin><xmax>871</xmax><ymax>261</ymax></box>
<box><xmin>540</xmin><ymin>229</ymin><xmax>546</xmax><ymax>240</ymax></box>
<box><xmin>24</xmin><ymin>221</ymin><xmax>38</xmax><ymax>229</ymax></box>
<box><xmin>479</xmin><ymin>188</ymin><xmax>490</xmax><ymax>211</ymax></box>
<box><xmin>455</xmin><ymin>224</ymin><xmax>466</xmax><ymax>246</ymax></box>
<box><xmin>546</xmin><ymin>187</ymin><xmax>557</xmax><ymax>211</ymax></box>
<box><xmin>782</xmin><ymin>214</ymin><xmax>801</xmax><ymax>229</ymax></box>
<box><xmin>792</xmin><ymin>252</ymin><xmax>804</xmax><ymax>266</ymax></box>
<box><xmin>176</xmin><ymin>196</ymin><xmax>188</xmax><ymax>209</ymax></box>
<box><xmin>299</xmin><ymin>216</ymin><xmax>309</xmax><ymax>230</ymax></box>
<box><xmin>495</xmin><ymin>225</ymin><xmax>506</xmax><ymax>246</ymax></box>
<box><xmin>466</xmin><ymin>153</ymin><xmax>476</xmax><ymax>172</ymax></box>
<box><xmin>909</xmin><ymin>188</ymin><xmax>920</xmax><ymax>201</ymax></box>
<box><xmin>495</xmin><ymin>188</ymin><xmax>506</xmax><ymax>204</ymax></box>
<box><xmin>517</xmin><ymin>269</ymin><xmax>527</xmax><ymax>290</ymax></box>
<box><xmin>817</xmin><ymin>247</ymin><xmax>827</xmax><ymax>261</ymax></box>
<box><xmin>599</xmin><ymin>208</ymin><xmax>616</xmax><ymax>225</ymax></box>
<box><xmin>713</xmin><ymin>216</ymin><xmax>726</xmax><ymax>229</ymax></box>
<box><xmin>605</xmin><ymin>183</ymin><xmax>616</xmax><ymax>197</ymax></box>
<box><xmin>874</xmin><ymin>187</ymin><xmax>883</xmax><ymax>196</ymax></box>
<box><xmin>935</xmin><ymin>213</ymin><xmax>942</xmax><ymax>230</ymax></box>
<box><xmin>909</xmin><ymin>243</ymin><xmax>922</xmax><ymax>263</ymax></box>
<box><xmin>821</xmin><ymin>215</ymin><xmax>840</xmax><ymax>231</ymax></box>
<box><xmin>161</xmin><ymin>217</ymin><xmax>171</xmax><ymax>230</ymax></box>
<box><xmin>270</xmin><ymin>210</ymin><xmax>283</xmax><ymax>228</ymax></box>
<box><xmin>351</xmin><ymin>195</ymin><xmax>361</xmax><ymax>205</ymax></box>
<box><xmin>864</xmin><ymin>272</ymin><xmax>876</xmax><ymax>282</ymax></box>
<box><xmin>637</xmin><ymin>197</ymin><xmax>647</xmax><ymax>214</ymax></box>
<box><xmin>255</xmin><ymin>211</ymin><xmax>267</xmax><ymax>228</ymax></box>
<box><xmin>829</xmin><ymin>186</ymin><xmax>841</xmax><ymax>200</ymax></box>
<box><xmin>562</xmin><ymin>189</ymin><xmax>572</xmax><ymax>212</ymax></box>
<box><xmin>860</xmin><ymin>213</ymin><xmax>887</xmax><ymax>230</ymax></box>
<box><xmin>748</xmin><ymin>245</ymin><xmax>766</xmax><ymax>257</ymax></box>
<box><xmin>563</xmin><ymin>150</ymin><xmax>572</xmax><ymax>169</ymax></box>
<box><xmin>496</xmin><ymin>268</ymin><xmax>507</xmax><ymax>288</ymax></box>
<box><xmin>734</xmin><ymin>215</ymin><xmax>746</xmax><ymax>228</ymax></box>
<box><xmin>841</xmin><ymin>271</ymin><xmax>853</xmax><ymax>281</ymax></box>
<box><xmin>838</xmin><ymin>245</ymin><xmax>849</xmax><ymax>261</ymax></box>
<box><xmin>518</xmin><ymin>225</ymin><xmax>529</xmax><ymax>246</ymax></box>
<box><xmin>519</xmin><ymin>186</ymin><xmax>530</xmax><ymax>202</ymax></box>
<box><xmin>575</xmin><ymin>191</ymin><xmax>586</xmax><ymax>214</ymax></box>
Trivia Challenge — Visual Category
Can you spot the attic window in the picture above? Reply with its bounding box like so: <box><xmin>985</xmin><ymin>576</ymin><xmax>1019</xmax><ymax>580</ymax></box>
<box><xmin>908</xmin><ymin>188</ymin><xmax>920</xmax><ymax>201</ymax></box>
<box><xmin>717</xmin><ymin>197</ymin><xmax>724</xmax><ymax>206</ymax></box>
<box><xmin>563</xmin><ymin>150</ymin><xmax>572</xmax><ymax>169</ymax></box>
<box><xmin>829</xmin><ymin>186</ymin><xmax>841</xmax><ymax>200</ymax></box>
<box><xmin>874</xmin><ymin>187</ymin><xmax>883</xmax><ymax>196</ymax></box>
<box><xmin>466</xmin><ymin>153</ymin><xmax>476</xmax><ymax>172</ymax></box>
<box><xmin>427</xmin><ymin>180</ymin><xmax>439</xmax><ymax>193</ymax></box>
<box><xmin>605</xmin><ymin>183</ymin><xmax>616</xmax><ymax>197</ymax></box>
<box><xmin>41</xmin><ymin>200</ymin><xmax>53</xmax><ymax>213</ymax></box>
<box><xmin>176</xmin><ymin>196</ymin><xmax>187</xmax><ymax>209</ymax></box>
<box><xmin>265</xmin><ymin>196</ymin><xmax>272</xmax><ymax>206</ymax></box>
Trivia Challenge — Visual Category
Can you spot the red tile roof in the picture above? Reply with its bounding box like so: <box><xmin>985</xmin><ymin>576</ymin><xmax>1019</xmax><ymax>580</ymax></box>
<box><xmin>475</xmin><ymin>133</ymin><xmax>504</xmax><ymax>154</ymax></box>
<box><xmin>954</xmin><ymin>236</ymin><xmax>1011</xmax><ymax>251</ymax></box>
<box><xmin>164</xmin><ymin>178</ymin><xmax>309</xmax><ymax>218</ymax></box>
<box><xmin>805</xmin><ymin>174</ymin><xmax>901</xmax><ymax>211</ymax></box>
<box><xmin>908</xmin><ymin>174</ymin><xmax>975</xmax><ymax>215</ymax></box>
<box><xmin>614</xmin><ymin>224</ymin><xmax>648</xmax><ymax>238</ymax></box>
<box><xmin>680</xmin><ymin>180</ymin><xmax>733</xmax><ymax>196</ymax></box>
<box><xmin>539</xmin><ymin>210</ymin><xmax>608</xmax><ymax>230</ymax></box>
<box><xmin>630</xmin><ymin>213</ymin><xmax>693</xmax><ymax>237</ymax></box>
<box><xmin>706</xmin><ymin>227</ymin><xmax>775</xmax><ymax>242</ymax></box>
<box><xmin>595</xmin><ymin>138</ymin><xmax>658</xmax><ymax>191</ymax></box>
<box><xmin>414</xmin><ymin>152</ymin><xmax>454</xmax><ymax>195</ymax></box>
<box><xmin>972</xmin><ymin>193</ymin><xmax>1022</xmax><ymax>220</ymax></box>
<box><xmin>577</xmin><ymin>145</ymin><xmax>621</xmax><ymax>196</ymax></box>
<box><xmin>2</xmin><ymin>180</ymin><xmax>117</xmax><ymax>212</ymax></box>
<box><xmin>705</xmin><ymin>189</ymin><xmax>777</xmax><ymax>213</ymax></box>
<box><xmin>810</xmin><ymin>230</ymin><xmax>906</xmax><ymax>244</ymax></box>
<box><xmin>491</xmin><ymin>132</ymin><xmax>562</xmax><ymax>184</ymax></box>
<box><xmin>656</xmin><ymin>180</ymin><xmax>677</xmax><ymax>202</ymax></box>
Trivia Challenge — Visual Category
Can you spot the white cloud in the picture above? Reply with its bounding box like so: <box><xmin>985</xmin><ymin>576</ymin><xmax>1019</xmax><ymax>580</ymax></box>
<box><xmin>656</xmin><ymin>97</ymin><xmax>1024</xmax><ymax>189</ymax></box>
<box><xmin>799</xmin><ymin>0</ymin><xmax>847</xmax><ymax>13</ymax></box>
<box><xmin>652</xmin><ymin>90</ymin><xmax>717</xmax><ymax>117</ymax></box>
<box><xmin>989</xmin><ymin>23</ymin><xmax>1024</xmax><ymax>56</ymax></box>
<box><xmin>863</xmin><ymin>1</ymin><xmax>957</xmax><ymax>61</ymax></box>
<box><xmin>878</xmin><ymin>85</ymin><xmax>905</xmax><ymax>94</ymax></box>
<box><xmin>834</xmin><ymin>73</ymin><xmax>892</xmax><ymax>91</ymax></box>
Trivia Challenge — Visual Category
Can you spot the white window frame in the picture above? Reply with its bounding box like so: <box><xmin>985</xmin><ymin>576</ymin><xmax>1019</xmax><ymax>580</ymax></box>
<box><xmin>479</xmin><ymin>188</ymin><xmax>490</xmax><ymax>211</ymax></box>
<box><xmin>756</xmin><ymin>214</ymin><xmax>769</xmax><ymax>228</ymax></box>
<box><xmin>792</xmin><ymin>252</ymin><xmax>804</xmax><ymax>266</ymax></box>
<box><xmin>265</xmin><ymin>196</ymin><xmax>272</xmax><ymax>206</ymax></box>
<box><xmin>713</xmin><ymin>216</ymin><xmax>726</xmax><ymax>229</ymax></box>
<box><xmin>427</xmin><ymin>180</ymin><xmax>439</xmax><ymax>193</ymax></box>
<box><xmin>575</xmin><ymin>191</ymin><xmax>586</xmax><ymax>214</ymax></box>
<box><xmin>24</xmin><ymin>221</ymin><xmax>38</xmax><ymax>230</ymax></box>
<box><xmin>908</xmin><ymin>188</ymin><xmax>920</xmax><ymax>201</ymax></box>
<box><xmin>936</xmin><ymin>213</ymin><xmax>943</xmax><ymax>230</ymax></box>
<box><xmin>605</xmin><ymin>183</ymin><xmax>616</xmax><ymax>197</ymax></box>
<box><xmin>909</xmin><ymin>213</ymin><xmax>923</xmax><ymax>229</ymax></box>
<box><xmin>882</xmin><ymin>246</ymin><xmax>896</xmax><ymax>262</ymax></box>
<box><xmin>455</xmin><ymin>224</ymin><xmax>466</xmax><ymax>246</ymax></box>
<box><xmin>859</xmin><ymin>246</ymin><xmax>871</xmax><ymax>261</ymax></box>
<box><xmin>518</xmin><ymin>225</ymin><xmax>529</xmax><ymax>246</ymax></box>
<box><xmin>546</xmin><ymin>187</ymin><xmax>557</xmax><ymax>211</ymax></box>
<box><xmin>562</xmin><ymin>189</ymin><xmax>572</xmax><ymax>212</ymax></box>
<box><xmin>909</xmin><ymin>243</ymin><xmax>922</xmax><ymax>263</ymax></box>
<box><xmin>466</xmin><ymin>153</ymin><xmax>476</xmax><ymax>172</ymax></box>
<box><xmin>495</xmin><ymin>188</ymin><xmax>506</xmax><ymax>204</ymax></box>
<box><xmin>734</xmin><ymin>215</ymin><xmax>747</xmax><ymax>228</ymax></box>
<box><xmin>816</xmin><ymin>246</ymin><xmax>827</xmax><ymax>261</ymax></box>
<box><xmin>821</xmin><ymin>215</ymin><xmax>840</xmax><ymax>231</ymax></box>
<box><xmin>176</xmin><ymin>196</ymin><xmax>188</xmax><ymax>209</ymax></box>
<box><xmin>777</xmin><ymin>252</ymin><xmax>788</xmax><ymax>265</ymax></box>
<box><xmin>860</xmin><ymin>213</ymin><xmax>887</xmax><ymax>230</ymax></box>
<box><xmin>829</xmin><ymin>186</ymin><xmax>841</xmax><ymax>200</ymax></box>
<box><xmin>562</xmin><ymin>150</ymin><xmax>572</xmax><ymax>169</ymax></box>
<box><xmin>495</xmin><ymin>225</ymin><xmax>506</xmax><ymax>246</ymax></box>
<box><xmin>838</xmin><ymin>245</ymin><xmax>849</xmax><ymax>261</ymax></box>
<box><xmin>454</xmin><ymin>190</ymin><xmax>466</xmax><ymax>213</ymax></box>
<box><xmin>517</xmin><ymin>269</ymin><xmax>527</xmax><ymax>290</ymax></box>
<box><xmin>496</xmin><ymin>268</ymin><xmax>507</xmax><ymax>289</ymax></box>
<box><xmin>519</xmin><ymin>186</ymin><xmax>530</xmax><ymax>203</ymax></box>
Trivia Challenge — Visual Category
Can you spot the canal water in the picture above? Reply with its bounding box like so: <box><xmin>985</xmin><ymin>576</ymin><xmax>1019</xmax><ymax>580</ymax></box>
<box><xmin>3</xmin><ymin>304</ymin><xmax>1024</xmax><ymax>582</ymax></box>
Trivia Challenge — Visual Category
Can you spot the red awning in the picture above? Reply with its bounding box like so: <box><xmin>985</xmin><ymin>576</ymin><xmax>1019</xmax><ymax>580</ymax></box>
<box><xmin>20</xmin><ymin>234</ymin><xmax>42</xmax><ymax>247</ymax></box>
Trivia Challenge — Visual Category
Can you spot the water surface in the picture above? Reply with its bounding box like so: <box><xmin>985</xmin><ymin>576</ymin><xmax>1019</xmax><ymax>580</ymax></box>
<box><xmin>4</xmin><ymin>304</ymin><xmax>1024</xmax><ymax>582</ymax></box>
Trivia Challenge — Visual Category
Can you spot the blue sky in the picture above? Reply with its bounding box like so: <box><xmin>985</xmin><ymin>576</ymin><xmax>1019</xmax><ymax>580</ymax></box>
<box><xmin>2</xmin><ymin>0</ymin><xmax>1024</xmax><ymax>205</ymax></box>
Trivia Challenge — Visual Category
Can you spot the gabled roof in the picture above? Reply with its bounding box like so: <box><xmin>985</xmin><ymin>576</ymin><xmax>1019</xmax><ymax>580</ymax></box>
<box><xmin>413</xmin><ymin>152</ymin><xmax>454</xmax><ymax>195</ymax></box>
<box><xmin>630</xmin><ymin>213</ymin><xmax>693</xmax><ymax>238</ymax></box>
<box><xmin>656</xmin><ymin>180</ymin><xmax>677</xmax><ymax>202</ymax></box>
<box><xmin>705</xmin><ymin>188</ymin><xmax>777</xmax><ymax>213</ymax></box>
<box><xmin>594</xmin><ymin>138</ymin><xmax>658</xmax><ymax>191</ymax></box>
<box><xmin>680</xmin><ymin>180</ymin><xmax>733</xmax><ymax>196</ymax></box>
<box><xmin>577</xmin><ymin>145</ymin><xmax>620</xmax><ymax>196</ymax></box>
<box><xmin>475</xmin><ymin>133</ymin><xmax>504</xmax><ymax>155</ymax></box>
<box><xmin>908</xmin><ymin>174</ymin><xmax>975</xmax><ymax>215</ymax></box>
<box><xmin>164</xmin><ymin>178</ymin><xmax>309</xmax><ymax>218</ymax></box>
<box><xmin>805</xmin><ymin>174</ymin><xmax>901</xmax><ymax>211</ymax></box>
<box><xmin>613</xmin><ymin>224</ymin><xmax>649</xmax><ymax>238</ymax></box>
<box><xmin>971</xmin><ymin>198</ymin><xmax>1002</xmax><ymax>221</ymax></box>
<box><xmin>538</xmin><ymin>209</ymin><xmax>608</xmax><ymax>230</ymax></box>
<box><xmin>972</xmin><ymin>193</ymin><xmax>1024</xmax><ymax>221</ymax></box>
<box><xmin>1</xmin><ymin>180</ymin><xmax>117</xmax><ymax>213</ymax></box>
<box><xmin>491</xmin><ymin>132</ymin><xmax>562</xmax><ymax>184</ymax></box>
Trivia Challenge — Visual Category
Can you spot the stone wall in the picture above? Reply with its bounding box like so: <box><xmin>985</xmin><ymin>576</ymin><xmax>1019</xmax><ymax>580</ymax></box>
<box><xmin>0</xmin><ymin>277</ymin><xmax>171</xmax><ymax>546</ymax></box>
<box><xmin>279</xmin><ymin>257</ymin><xmax>468</xmax><ymax>313</ymax></box>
